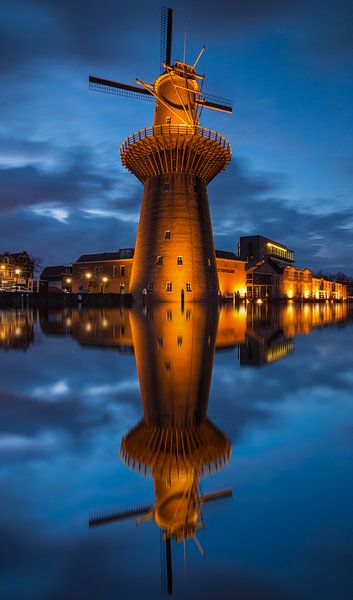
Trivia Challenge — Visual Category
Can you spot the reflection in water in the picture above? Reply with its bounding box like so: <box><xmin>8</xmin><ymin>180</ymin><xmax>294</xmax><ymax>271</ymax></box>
<box><xmin>1</xmin><ymin>302</ymin><xmax>351</xmax><ymax>363</ymax></box>
<box><xmin>1</xmin><ymin>301</ymin><xmax>353</xmax><ymax>597</ymax></box>
<box><xmin>90</xmin><ymin>304</ymin><xmax>232</xmax><ymax>594</ymax></box>
<box><xmin>0</xmin><ymin>309</ymin><xmax>34</xmax><ymax>351</ymax></box>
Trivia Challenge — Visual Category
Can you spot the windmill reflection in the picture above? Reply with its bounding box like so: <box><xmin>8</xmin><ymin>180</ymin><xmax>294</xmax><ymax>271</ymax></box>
<box><xmin>89</xmin><ymin>304</ymin><xmax>232</xmax><ymax>594</ymax></box>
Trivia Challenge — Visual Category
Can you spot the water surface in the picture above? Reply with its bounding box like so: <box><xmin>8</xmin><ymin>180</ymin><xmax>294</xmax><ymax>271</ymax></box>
<box><xmin>1</xmin><ymin>303</ymin><xmax>353</xmax><ymax>599</ymax></box>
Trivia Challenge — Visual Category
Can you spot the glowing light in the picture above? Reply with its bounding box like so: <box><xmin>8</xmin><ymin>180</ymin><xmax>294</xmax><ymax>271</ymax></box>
<box><xmin>256</xmin><ymin>299</ymin><xmax>263</xmax><ymax>304</ymax></box>
<box><xmin>266</xmin><ymin>242</ymin><xmax>287</xmax><ymax>252</ymax></box>
<box><xmin>102</xmin><ymin>277</ymin><xmax>108</xmax><ymax>283</ymax></box>
<box><xmin>66</xmin><ymin>277</ymin><xmax>71</xmax><ymax>284</ymax></box>
<box><xmin>15</xmin><ymin>269</ymin><xmax>21</xmax><ymax>275</ymax></box>
<box><xmin>85</xmin><ymin>273</ymin><xmax>92</xmax><ymax>279</ymax></box>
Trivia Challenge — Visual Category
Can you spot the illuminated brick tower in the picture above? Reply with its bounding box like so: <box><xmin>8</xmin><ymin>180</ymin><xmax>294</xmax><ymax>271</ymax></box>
<box><xmin>90</xmin><ymin>7</ymin><xmax>232</xmax><ymax>301</ymax></box>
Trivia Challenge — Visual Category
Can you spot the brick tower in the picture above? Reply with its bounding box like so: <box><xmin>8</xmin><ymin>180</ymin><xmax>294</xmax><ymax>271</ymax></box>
<box><xmin>89</xmin><ymin>7</ymin><xmax>232</xmax><ymax>301</ymax></box>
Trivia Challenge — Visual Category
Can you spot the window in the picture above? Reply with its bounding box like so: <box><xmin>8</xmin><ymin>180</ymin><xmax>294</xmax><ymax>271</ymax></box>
<box><xmin>186</xmin><ymin>282</ymin><xmax>192</xmax><ymax>292</ymax></box>
<box><xmin>120</xmin><ymin>265</ymin><xmax>125</xmax><ymax>277</ymax></box>
<box><xmin>164</xmin><ymin>183</ymin><xmax>170</xmax><ymax>191</ymax></box>
<box><xmin>177</xmin><ymin>336</ymin><xmax>183</xmax><ymax>347</ymax></box>
<box><xmin>148</xmin><ymin>281</ymin><xmax>153</xmax><ymax>291</ymax></box>
<box><xmin>207</xmin><ymin>258</ymin><xmax>211</xmax><ymax>267</ymax></box>
<box><xmin>165</xmin><ymin>362</ymin><xmax>171</xmax><ymax>372</ymax></box>
<box><xmin>79</xmin><ymin>267</ymin><xmax>84</xmax><ymax>278</ymax></box>
<box><xmin>156</xmin><ymin>256</ymin><xmax>163</xmax><ymax>265</ymax></box>
<box><xmin>165</xmin><ymin>230</ymin><xmax>171</xmax><ymax>240</ymax></box>
<box><xmin>166</xmin><ymin>281</ymin><xmax>172</xmax><ymax>292</ymax></box>
<box><xmin>113</xmin><ymin>266</ymin><xmax>117</xmax><ymax>278</ymax></box>
<box><xmin>177</xmin><ymin>256</ymin><xmax>183</xmax><ymax>265</ymax></box>
<box><xmin>166</xmin><ymin>116</ymin><xmax>171</xmax><ymax>124</ymax></box>
<box><xmin>166</xmin><ymin>310</ymin><xmax>172</xmax><ymax>321</ymax></box>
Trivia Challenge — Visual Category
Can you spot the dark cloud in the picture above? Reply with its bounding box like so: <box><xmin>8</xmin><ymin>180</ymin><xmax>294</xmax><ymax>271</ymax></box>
<box><xmin>210</xmin><ymin>161</ymin><xmax>353</xmax><ymax>273</ymax></box>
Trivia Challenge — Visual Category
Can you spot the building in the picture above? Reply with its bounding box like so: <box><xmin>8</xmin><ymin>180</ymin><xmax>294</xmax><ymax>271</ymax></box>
<box><xmin>40</xmin><ymin>265</ymin><xmax>72</xmax><ymax>291</ymax></box>
<box><xmin>215</xmin><ymin>251</ymin><xmax>247</xmax><ymax>297</ymax></box>
<box><xmin>246</xmin><ymin>258</ymin><xmax>347</xmax><ymax>300</ymax></box>
<box><xmin>0</xmin><ymin>251</ymin><xmax>34</xmax><ymax>290</ymax></box>
<box><xmin>71</xmin><ymin>249</ymin><xmax>134</xmax><ymax>294</ymax></box>
<box><xmin>71</xmin><ymin>248</ymin><xmax>248</xmax><ymax>298</ymax></box>
<box><xmin>91</xmin><ymin>8</ymin><xmax>232</xmax><ymax>302</ymax></box>
<box><xmin>239</xmin><ymin>235</ymin><xmax>295</xmax><ymax>266</ymax></box>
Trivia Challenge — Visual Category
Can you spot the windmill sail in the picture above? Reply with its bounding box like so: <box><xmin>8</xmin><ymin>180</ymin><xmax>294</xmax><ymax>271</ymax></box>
<box><xmin>89</xmin><ymin>76</ymin><xmax>154</xmax><ymax>102</ymax></box>
<box><xmin>89</xmin><ymin>503</ymin><xmax>153</xmax><ymax>527</ymax></box>
<box><xmin>160</xmin><ymin>6</ymin><xmax>173</xmax><ymax>71</ymax></box>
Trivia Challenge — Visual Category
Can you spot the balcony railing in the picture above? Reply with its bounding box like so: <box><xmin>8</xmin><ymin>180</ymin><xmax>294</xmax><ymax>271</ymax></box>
<box><xmin>120</xmin><ymin>124</ymin><xmax>231</xmax><ymax>155</ymax></box>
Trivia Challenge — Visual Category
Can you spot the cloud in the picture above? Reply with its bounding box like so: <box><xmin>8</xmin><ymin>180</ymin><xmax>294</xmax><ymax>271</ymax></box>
<box><xmin>32</xmin><ymin>206</ymin><xmax>70</xmax><ymax>223</ymax></box>
<box><xmin>31</xmin><ymin>379</ymin><xmax>70</xmax><ymax>400</ymax></box>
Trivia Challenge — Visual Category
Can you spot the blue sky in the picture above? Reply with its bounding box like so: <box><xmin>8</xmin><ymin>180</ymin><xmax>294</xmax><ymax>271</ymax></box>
<box><xmin>1</xmin><ymin>0</ymin><xmax>352</xmax><ymax>272</ymax></box>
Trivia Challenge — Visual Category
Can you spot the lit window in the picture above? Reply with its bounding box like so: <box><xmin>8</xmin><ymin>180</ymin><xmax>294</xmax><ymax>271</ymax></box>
<box><xmin>177</xmin><ymin>256</ymin><xmax>183</xmax><ymax>265</ymax></box>
<box><xmin>207</xmin><ymin>258</ymin><xmax>211</xmax><ymax>267</ymax></box>
<box><xmin>186</xmin><ymin>282</ymin><xmax>192</xmax><ymax>292</ymax></box>
<box><xmin>120</xmin><ymin>265</ymin><xmax>125</xmax><ymax>277</ymax></box>
<box><xmin>166</xmin><ymin>281</ymin><xmax>172</xmax><ymax>292</ymax></box>
<box><xmin>156</xmin><ymin>256</ymin><xmax>163</xmax><ymax>265</ymax></box>
<box><xmin>165</xmin><ymin>231</ymin><xmax>171</xmax><ymax>239</ymax></box>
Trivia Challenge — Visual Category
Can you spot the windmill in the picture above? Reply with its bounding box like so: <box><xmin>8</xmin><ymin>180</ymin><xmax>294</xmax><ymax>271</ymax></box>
<box><xmin>89</xmin><ymin>303</ymin><xmax>233</xmax><ymax>594</ymax></box>
<box><xmin>88</xmin><ymin>6</ymin><xmax>233</xmax><ymax>303</ymax></box>
<box><xmin>89</xmin><ymin>484</ymin><xmax>232</xmax><ymax>595</ymax></box>
<box><xmin>89</xmin><ymin>7</ymin><xmax>232</xmax><ymax>123</ymax></box>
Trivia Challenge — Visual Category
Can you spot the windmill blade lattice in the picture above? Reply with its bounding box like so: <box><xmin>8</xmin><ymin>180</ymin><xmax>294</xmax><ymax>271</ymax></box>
<box><xmin>89</xmin><ymin>76</ymin><xmax>154</xmax><ymax>102</ymax></box>
<box><xmin>160</xmin><ymin>6</ymin><xmax>173</xmax><ymax>71</ymax></box>
<box><xmin>89</xmin><ymin>503</ymin><xmax>153</xmax><ymax>527</ymax></box>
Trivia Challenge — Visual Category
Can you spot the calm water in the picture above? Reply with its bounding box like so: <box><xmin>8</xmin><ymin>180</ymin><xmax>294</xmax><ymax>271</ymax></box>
<box><xmin>1</xmin><ymin>302</ymin><xmax>353</xmax><ymax>600</ymax></box>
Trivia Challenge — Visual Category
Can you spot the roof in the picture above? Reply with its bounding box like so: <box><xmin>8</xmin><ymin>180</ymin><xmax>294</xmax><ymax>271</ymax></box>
<box><xmin>41</xmin><ymin>266</ymin><xmax>70</xmax><ymax>280</ymax></box>
<box><xmin>266</xmin><ymin>257</ymin><xmax>286</xmax><ymax>274</ymax></box>
<box><xmin>76</xmin><ymin>248</ymin><xmax>134</xmax><ymax>263</ymax></box>
<box><xmin>215</xmin><ymin>250</ymin><xmax>244</xmax><ymax>261</ymax></box>
<box><xmin>246</xmin><ymin>257</ymin><xmax>285</xmax><ymax>274</ymax></box>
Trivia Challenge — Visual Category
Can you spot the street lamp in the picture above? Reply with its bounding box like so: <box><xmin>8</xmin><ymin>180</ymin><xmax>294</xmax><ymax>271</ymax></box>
<box><xmin>102</xmin><ymin>276</ymin><xmax>108</xmax><ymax>293</ymax></box>
<box><xmin>15</xmin><ymin>268</ymin><xmax>21</xmax><ymax>289</ymax></box>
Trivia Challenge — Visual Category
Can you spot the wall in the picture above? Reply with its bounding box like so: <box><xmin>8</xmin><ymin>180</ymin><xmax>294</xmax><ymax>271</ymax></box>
<box><xmin>216</xmin><ymin>258</ymin><xmax>246</xmax><ymax>297</ymax></box>
<box><xmin>71</xmin><ymin>259</ymin><xmax>133</xmax><ymax>293</ymax></box>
